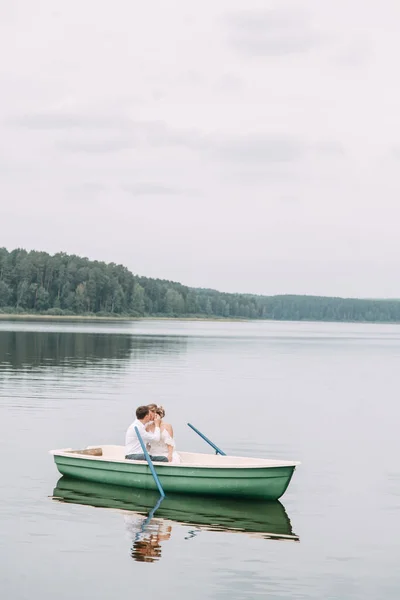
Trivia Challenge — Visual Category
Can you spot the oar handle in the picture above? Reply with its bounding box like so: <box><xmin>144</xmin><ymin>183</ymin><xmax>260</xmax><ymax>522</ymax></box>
<box><xmin>187</xmin><ymin>423</ymin><xmax>226</xmax><ymax>455</ymax></box>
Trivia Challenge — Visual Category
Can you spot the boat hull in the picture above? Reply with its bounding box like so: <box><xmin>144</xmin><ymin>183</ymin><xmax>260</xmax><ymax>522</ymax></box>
<box><xmin>53</xmin><ymin>454</ymin><xmax>296</xmax><ymax>500</ymax></box>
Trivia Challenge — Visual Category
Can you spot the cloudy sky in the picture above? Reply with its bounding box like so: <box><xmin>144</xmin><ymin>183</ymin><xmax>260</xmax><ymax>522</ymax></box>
<box><xmin>1</xmin><ymin>0</ymin><xmax>400</xmax><ymax>297</ymax></box>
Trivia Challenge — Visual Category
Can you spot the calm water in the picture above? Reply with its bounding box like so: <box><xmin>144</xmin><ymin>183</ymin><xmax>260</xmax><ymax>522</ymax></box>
<box><xmin>0</xmin><ymin>319</ymin><xmax>399</xmax><ymax>599</ymax></box>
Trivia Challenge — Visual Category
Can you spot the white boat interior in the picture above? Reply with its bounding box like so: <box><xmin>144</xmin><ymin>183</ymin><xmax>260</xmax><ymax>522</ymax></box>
<box><xmin>50</xmin><ymin>445</ymin><xmax>300</xmax><ymax>469</ymax></box>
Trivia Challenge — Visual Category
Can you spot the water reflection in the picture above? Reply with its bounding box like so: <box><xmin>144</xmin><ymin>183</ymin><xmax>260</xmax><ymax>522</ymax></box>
<box><xmin>0</xmin><ymin>331</ymin><xmax>187</xmax><ymax>371</ymax></box>
<box><xmin>125</xmin><ymin>502</ymin><xmax>172</xmax><ymax>563</ymax></box>
<box><xmin>52</xmin><ymin>477</ymin><xmax>299</xmax><ymax>562</ymax></box>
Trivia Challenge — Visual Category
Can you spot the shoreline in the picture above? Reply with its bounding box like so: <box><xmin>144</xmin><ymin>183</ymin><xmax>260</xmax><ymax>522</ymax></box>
<box><xmin>0</xmin><ymin>313</ymin><xmax>244</xmax><ymax>323</ymax></box>
<box><xmin>0</xmin><ymin>313</ymin><xmax>400</xmax><ymax>326</ymax></box>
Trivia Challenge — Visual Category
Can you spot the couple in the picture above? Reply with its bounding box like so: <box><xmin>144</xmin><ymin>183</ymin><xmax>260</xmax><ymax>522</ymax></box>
<box><xmin>125</xmin><ymin>404</ymin><xmax>181</xmax><ymax>464</ymax></box>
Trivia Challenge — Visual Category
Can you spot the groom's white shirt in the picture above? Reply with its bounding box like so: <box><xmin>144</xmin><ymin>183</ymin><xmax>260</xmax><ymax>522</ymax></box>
<box><xmin>125</xmin><ymin>419</ymin><xmax>161</xmax><ymax>456</ymax></box>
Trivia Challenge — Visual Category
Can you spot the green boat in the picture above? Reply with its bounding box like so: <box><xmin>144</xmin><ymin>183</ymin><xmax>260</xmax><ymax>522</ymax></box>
<box><xmin>52</xmin><ymin>476</ymin><xmax>299</xmax><ymax>541</ymax></box>
<box><xmin>50</xmin><ymin>445</ymin><xmax>300</xmax><ymax>501</ymax></box>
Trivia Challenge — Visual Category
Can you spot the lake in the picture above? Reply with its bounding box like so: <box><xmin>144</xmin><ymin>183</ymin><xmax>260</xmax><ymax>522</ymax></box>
<box><xmin>0</xmin><ymin>318</ymin><xmax>399</xmax><ymax>599</ymax></box>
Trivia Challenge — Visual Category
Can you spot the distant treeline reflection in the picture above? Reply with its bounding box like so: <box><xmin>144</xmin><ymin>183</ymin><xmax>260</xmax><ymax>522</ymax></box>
<box><xmin>0</xmin><ymin>331</ymin><xmax>186</xmax><ymax>370</ymax></box>
<box><xmin>2</xmin><ymin>247</ymin><xmax>400</xmax><ymax>322</ymax></box>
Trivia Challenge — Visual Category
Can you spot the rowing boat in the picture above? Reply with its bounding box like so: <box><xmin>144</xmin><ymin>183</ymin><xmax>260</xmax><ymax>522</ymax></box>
<box><xmin>50</xmin><ymin>445</ymin><xmax>300</xmax><ymax>500</ymax></box>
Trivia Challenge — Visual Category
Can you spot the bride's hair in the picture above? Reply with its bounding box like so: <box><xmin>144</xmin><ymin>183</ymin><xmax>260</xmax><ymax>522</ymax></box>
<box><xmin>147</xmin><ymin>403</ymin><xmax>158</xmax><ymax>411</ymax></box>
<box><xmin>156</xmin><ymin>405</ymin><xmax>165</xmax><ymax>419</ymax></box>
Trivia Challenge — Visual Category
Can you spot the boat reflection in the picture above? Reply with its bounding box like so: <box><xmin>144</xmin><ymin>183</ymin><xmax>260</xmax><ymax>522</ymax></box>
<box><xmin>52</xmin><ymin>477</ymin><xmax>299</xmax><ymax>562</ymax></box>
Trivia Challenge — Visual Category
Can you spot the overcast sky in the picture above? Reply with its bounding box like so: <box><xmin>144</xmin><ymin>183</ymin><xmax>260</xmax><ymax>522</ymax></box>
<box><xmin>1</xmin><ymin>0</ymin><xmax>400</xmax><ymax>297</ymax></box>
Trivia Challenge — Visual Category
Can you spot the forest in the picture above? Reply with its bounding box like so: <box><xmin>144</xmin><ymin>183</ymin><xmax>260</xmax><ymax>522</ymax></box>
<box><xmin>1</xmin><ymin>247</ymin><xmax>400</xmax><ymax>322</ymax></box>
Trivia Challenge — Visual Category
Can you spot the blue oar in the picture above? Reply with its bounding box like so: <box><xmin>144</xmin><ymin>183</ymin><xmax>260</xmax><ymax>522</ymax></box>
<box><xmin>134</xmin><ymin>426</ymin><xmax>165</xmax><ymax>498</ymax></box>
<box><xmin>187</xmin><ymin>423</ymin><xmax>226</xmax><ymax>455</ymax></box>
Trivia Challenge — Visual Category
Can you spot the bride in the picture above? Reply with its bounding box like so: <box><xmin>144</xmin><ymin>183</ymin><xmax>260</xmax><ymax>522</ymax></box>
<box><xmin>146</xmin><ymin>404</ymin><xmax>181</xmax><ymax>464</ymax></box>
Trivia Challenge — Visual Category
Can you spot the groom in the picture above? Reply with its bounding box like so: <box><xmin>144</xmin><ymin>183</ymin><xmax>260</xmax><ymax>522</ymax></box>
<box><xmin>125</xmin><ymin>405</ymin><xmax>168</xmax><ymax>462</ymax></box>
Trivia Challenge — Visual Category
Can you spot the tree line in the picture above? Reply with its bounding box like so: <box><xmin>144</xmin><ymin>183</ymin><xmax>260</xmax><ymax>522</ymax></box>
<box><xmin>1</xmin><ymin>247</ymin><xmax>400</xmax><ymax>322</ymax></box>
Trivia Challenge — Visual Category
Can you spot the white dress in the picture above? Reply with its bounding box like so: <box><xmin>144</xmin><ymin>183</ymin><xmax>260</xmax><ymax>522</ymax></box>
<box><xmin>149</xmin><ymin>427</ymin><xmax>181</xmax><ymax>464</ymax></box>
